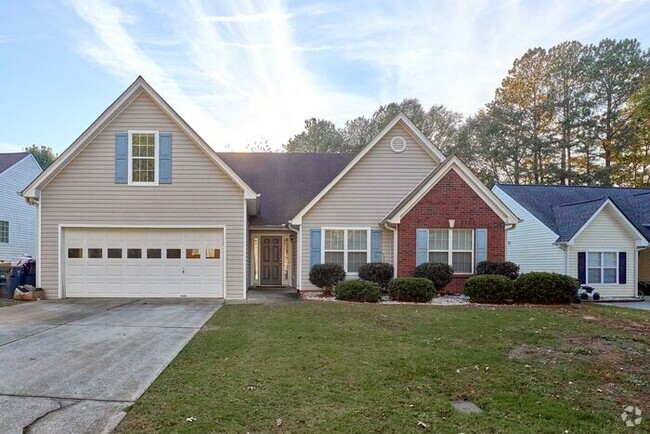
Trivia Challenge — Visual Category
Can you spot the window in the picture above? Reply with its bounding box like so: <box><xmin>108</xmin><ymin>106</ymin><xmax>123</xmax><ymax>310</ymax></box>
<box><xmin>127</xmin><ymin>248</ymin><xmax>142</xmax><ymax>259</ymax></box>
<box><xmin>186</xmin><ymin>249</ymin><xmax>201</xmax><ymax>259</ymax></box>
<box><xmin>428</xmin><ymin>229</ymin><xmax>474</xmax><ymax>274</ymax></box>
<box><xmin>166</xmin><ymin>249</ymin><xmax>181</xmax><ymax>259</ymax></box>
<box><xmin>88</xmin><ymin>248</ymin><xmax>103</xmax><ymax>259</ymax></box>
<box><xmin>587</xmin><ymin>252</ymin><xmax>618</xmax><ymax>284</ymax></box>
<box><xmin>129</xmin><ymin>132</ymin><xmax>158</xmax><ymax>184</ymax></box>
<box><xmin>107</xmin><ymin>248</ymin><xmax>122</xmax><ymax>259</ymax></box>
<box><xmin>0</xmin><ymin>221</ymin><xmax>8</xmax><ymax>243</ymax></box>
<box><xmin>323</xmin><ymin>229</ymin><xmax>369</xmax><ymax>274</ymax></box>
<box><xmin>68</xmin><ymin>248</ymin><xmax>83</xmax><ymax>259</ymax></box>
<box><xmin>147</xmin><ymin>249</ymin><xmax>162</xmax><ymax>259</ymax></box>
<box><xmin>206</xmin><ymin>248</ymin><xmax>220</xmax><ymax>259</ymax></box>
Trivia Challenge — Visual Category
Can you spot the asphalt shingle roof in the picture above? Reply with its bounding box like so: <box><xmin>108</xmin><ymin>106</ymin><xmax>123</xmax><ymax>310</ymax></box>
<box><xmin>497</xmin><ymin>184</ymin><xmax>650</xmax><ymax>242</ymax></box>
<box><xmin>0</xmin><ymin>152</ymin><xmax>30</xmax><ymax>175</ymax></box>
<box><xmin>217</xmin><ymin>152</ymin><xmax>355</xmax><ymax>226</ymax></box>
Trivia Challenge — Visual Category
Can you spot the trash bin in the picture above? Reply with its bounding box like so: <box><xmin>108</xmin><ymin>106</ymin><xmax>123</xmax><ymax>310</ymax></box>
<box><xmin>9</xmin><ymin>266</ymin><xmax>23</xmax><ymax>295</ymax></box>
<box><xmin>0</xmin><ymin>262</ymin><xmax>10</xmax><ymax>299</ymax></box>
<box><xmin>24</xmin><ymin>260</ymin><xmax>36</xmax><ymax>287</ymax></box>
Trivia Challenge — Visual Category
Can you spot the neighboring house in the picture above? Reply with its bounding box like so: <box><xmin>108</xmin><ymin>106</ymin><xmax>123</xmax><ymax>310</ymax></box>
<box><xmin>0</xmin><ymin>152</ymin><xmax>42</xmax><ymax>259</ymax></box>
<box><xmin>493</xmin><ymin>184</ymin><xmax>650</xmax><ymax>299</ymax></box>
<box><xmin>22</xmin><ymin>76</ymin><xmax>518</xmax><ymax>300</ymax></box>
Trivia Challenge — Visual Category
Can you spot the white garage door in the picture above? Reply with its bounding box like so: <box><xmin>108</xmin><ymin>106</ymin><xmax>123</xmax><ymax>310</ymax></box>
<box><xmin>63</xmin><ymin>228</ymin><xmax>224</xmax><ymax>298</ymax></box>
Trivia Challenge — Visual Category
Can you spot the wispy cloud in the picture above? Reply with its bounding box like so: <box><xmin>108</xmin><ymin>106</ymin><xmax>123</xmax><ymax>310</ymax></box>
<box><xmin>64</xmin><ymin>0</ymin><xmax>649</xmax><ymax>150</ymax></box>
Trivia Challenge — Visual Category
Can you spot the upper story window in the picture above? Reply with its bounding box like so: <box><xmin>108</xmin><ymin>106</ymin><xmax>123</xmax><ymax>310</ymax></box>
<box><xmin>0</xmin><ymin>221</ymin><xmax>8</xmax><ymax>243</ymax></box>
<box><xmin>128</xmin><ymin>131</ymin><xmax>159</xmax><ymax>185</ymax></box>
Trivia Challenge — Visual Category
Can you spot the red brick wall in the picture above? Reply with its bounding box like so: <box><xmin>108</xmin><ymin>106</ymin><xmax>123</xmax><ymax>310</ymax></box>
<box><xmin>397</xmin><ymin>170</ymin><xmax>506</xmax><ymax>294</ymax></box>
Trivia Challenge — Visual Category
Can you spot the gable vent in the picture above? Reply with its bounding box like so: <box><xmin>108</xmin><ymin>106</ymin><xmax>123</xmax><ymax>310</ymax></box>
<box><xmin>390</xmin><ymin>136</ymin><xmax>407</xmax><ymax>153</ymax></box>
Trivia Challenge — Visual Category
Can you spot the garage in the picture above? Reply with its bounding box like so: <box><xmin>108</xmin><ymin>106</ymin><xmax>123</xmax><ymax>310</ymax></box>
<box><xmin>62</xmin><ymin>227</ymin><xmax>224</xmax><ymax>298</ymax></box>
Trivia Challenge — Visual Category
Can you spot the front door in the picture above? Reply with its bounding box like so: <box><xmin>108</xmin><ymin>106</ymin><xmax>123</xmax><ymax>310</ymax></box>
<box><xmin>261</xmin><ymin>236</ymin><xmax>282</xmax><ymax>286</ymax></box>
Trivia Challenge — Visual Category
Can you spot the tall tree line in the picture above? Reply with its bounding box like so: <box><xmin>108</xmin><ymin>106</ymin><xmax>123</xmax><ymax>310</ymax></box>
<box><xmin>283</xmin><ymin>38</ymin><xmax>649</xmax><ymax>187</ymax></box>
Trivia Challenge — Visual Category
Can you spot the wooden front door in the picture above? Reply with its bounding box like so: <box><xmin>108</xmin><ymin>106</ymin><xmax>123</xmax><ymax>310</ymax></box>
<box><xmin>261</xmin><ymin>236</ymin><xmax>282</xmax><ymax>286</ymax></box>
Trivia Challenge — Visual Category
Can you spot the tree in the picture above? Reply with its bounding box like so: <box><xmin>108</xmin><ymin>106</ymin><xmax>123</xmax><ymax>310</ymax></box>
<box><xmin>24</xmin><ymin>145</ymin><xmax>55</xmax><ymax>169</ymax></box>
<box><xmin>283</xmin><ymin>118</ymin><xmax>343</xmax><ymax>152</ymax></box>
<box><xmin>246</xmin><ymin>138</ymin><xmax>277</xmax><ymax>152</ymax></box>
<box><xmin>586</xmin><ymin>39</ymin><xmax>648</xmax><ymax>184</ymax></box>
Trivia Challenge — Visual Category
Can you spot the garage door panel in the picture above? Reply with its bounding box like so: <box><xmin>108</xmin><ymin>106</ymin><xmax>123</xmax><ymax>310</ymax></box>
<box><xmin>64</xmin><ymin>228</ymin><xmax>224</xmax><ymax>298</ymax></box>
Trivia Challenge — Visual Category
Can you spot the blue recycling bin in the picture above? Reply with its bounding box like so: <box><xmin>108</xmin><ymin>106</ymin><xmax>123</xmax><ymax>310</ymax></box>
<box><xmin>0</xmin><ymin>263</ymin><xmax>10</xmax><ymax>299</ymax></box>
<box><xmin>9</xmin><ymin>267</ymin><xmax>23</xmax><ymax>294</ymax></box>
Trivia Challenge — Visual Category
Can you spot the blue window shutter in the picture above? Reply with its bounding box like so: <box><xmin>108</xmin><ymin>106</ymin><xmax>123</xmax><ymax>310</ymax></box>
<box><xmin>577</xmin><ymin>252</ymin><xmax>586</xmax><ymax>284</ymax></box>
<box><xmin>310</xmin><ymin>229</ymin><xmax>321</xmax><ymax>267</ymax></box>
<box><xmin>416</xmin><ymin>229</ymin><xmax>428</xmax><ymax>266</ymax></box>
<box><xmin>159</xmin><ymin>132</ymin><xmax>172</xmax><ymax>184</ymax></box>
<box><xmin>371</xmin><ymin>229</ymin><xmax>382</xmax><ymax>262</ymax></box>
<box><xmin>115</xmin><ymin>133</ymin><xmax>128</xmax><ymax>184</ymax></box>
<box><xmin>475</xmin><ymin>228</ymin><xmax>487</xmax><ymax>266</ymax></box>
<box><xmin>618</xmin><ymin>251</ymin><xmax>626</xmax><ymax>284</ymax></box>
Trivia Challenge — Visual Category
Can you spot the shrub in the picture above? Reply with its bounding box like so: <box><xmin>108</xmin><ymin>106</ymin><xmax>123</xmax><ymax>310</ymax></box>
<box><xmin>639</xmin><ymin>281</ymin><xmax>649</xmax><ymax>297</ymax></box>
<box><xmin>513</xmin><ymin>272</ymin><xmax>579</xmax><ymax>304</ymax></box>
<box><xmin>388</xmin><ymin>277</ymin><xmax>436</xmax><ymax>303</ymax></box>
<box><xmin>463</xmin><ymin>275</ymin><xmax>515</xmax><ymax>304</ymax></box>
<box><xmin>476</xmin><ymin>261</ymin><xmax>520</xmax><ymax>280</ymax></box>
<box><xmin>357</xmin><ymin>262</ymin><xmax>394</xmax><ymax>290</ymax></box>
<box><xmin>412</xmin><ymin>262</ymin><xmax>453</xmax><ymax>291</ymax></box>
<box><xmin>335</xmin><ymin>280</ymin><xmax>382</xmax><ymax>303</ymax></box>
<box><xmin>309</xmin><ymin>263</ymin><xmax>346</xmax><ymax>296</ymax></box>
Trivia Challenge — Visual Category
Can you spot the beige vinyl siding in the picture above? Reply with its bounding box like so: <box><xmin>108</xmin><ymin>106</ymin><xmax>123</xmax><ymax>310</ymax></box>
<box><xmin>567</xmin><ymin>205</ymin><xmax>637</xmax><ymax>298</ymax></box>
<box><xmin>492</xmin><ymin>186</ymin><xmax>565</xmax><ymax>273</ymax></box>
<box><xmin>40</xmin><ymin>91</ymin><xmax>246</xmax><ymax>299</ymax></box>
<box><xmin>638</xmin><ymin>249</ymin><xmax>650</xmax><ymax>282</ymax></box>
<box><xmin>300</xmin><ymin>123</ymin><xmax>439</xmax><ymax>289</ymax></box>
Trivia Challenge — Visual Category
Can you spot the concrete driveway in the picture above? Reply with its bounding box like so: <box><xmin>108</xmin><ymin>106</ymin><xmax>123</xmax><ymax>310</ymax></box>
<box><xmin>0</xmin><ymin>298</ymin><xmax>222</xmax><ymax>433</ymax></box>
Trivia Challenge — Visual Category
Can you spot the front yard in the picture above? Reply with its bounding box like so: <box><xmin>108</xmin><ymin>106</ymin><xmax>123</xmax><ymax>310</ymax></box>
<box><xmin>118</xmin><ymin>302</ymin><xmax>649</xmax><ymax>433</ymax></box>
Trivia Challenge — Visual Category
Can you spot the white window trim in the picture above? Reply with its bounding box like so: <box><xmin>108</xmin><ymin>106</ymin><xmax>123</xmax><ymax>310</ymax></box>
<box><xmin>128</xmin><ymin>130</ymin><xmax>159</xmax><ymax>185</ymax></box>
<box><xmin>586</xmin><ymin>250</ymin><xmax>619</xmax><ymax>285</ymax></box>
<box><xmin>427</xmin><ymin>228</ymin><xmax>474</xmax><ymax>275</ymax></box>
<box><xmin>321</xmin><ymin>227</ymin><xmax>371</xmax><ymax>276</ymax></box>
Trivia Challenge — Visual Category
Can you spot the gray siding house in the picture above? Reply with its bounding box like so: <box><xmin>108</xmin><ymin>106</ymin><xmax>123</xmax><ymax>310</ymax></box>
<box><xmin>23</xmin><ymin>77</ymin><xmax>517</xmax><ymax>300</ymax></box>
<box><xmin>0</xmin><ymin>152</ymin><xmax>42</xmax><ymax>259</ymax></box>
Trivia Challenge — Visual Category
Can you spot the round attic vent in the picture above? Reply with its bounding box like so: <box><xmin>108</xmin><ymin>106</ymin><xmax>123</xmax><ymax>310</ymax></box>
<box><xmin>390</xmin><ymin>136</ymin><xmax>407</xmax><ymax>153</ymax></box>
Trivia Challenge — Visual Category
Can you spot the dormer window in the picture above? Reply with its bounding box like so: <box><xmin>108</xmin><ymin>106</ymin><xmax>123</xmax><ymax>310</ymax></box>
<box><xmin>128</xmin><ymin>131</ymin><xmax>159</xmax><ymax>184</ymax></box>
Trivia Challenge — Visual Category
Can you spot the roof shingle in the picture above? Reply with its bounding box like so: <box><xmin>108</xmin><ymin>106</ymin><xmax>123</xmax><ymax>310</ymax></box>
<box><xmin>497</xmin><ymin>184</ymin><xmax>650</xmax><ymax>242</ymax></box>
<box><xmin>217</xmin><ymin>152</ymin><xmax>355</xmax><ymax>226</ymax></box>
<box><xmin>0</xmin><ymin>152</ymin><xmax>30</xmax><ymax>175</ymax></box>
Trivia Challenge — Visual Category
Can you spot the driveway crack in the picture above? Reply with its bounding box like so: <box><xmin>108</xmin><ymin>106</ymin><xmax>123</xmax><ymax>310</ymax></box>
<box><xmin>22</xmin><ymin>399</ymin><xmax>78</xmax><ymax>433</ymax></box>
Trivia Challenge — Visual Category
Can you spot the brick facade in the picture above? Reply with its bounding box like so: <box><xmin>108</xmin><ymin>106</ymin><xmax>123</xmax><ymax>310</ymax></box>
<box><xmin>397</xmin><ymin>169</ymin><xmax>506</xmax><ymax>294</ymax></box>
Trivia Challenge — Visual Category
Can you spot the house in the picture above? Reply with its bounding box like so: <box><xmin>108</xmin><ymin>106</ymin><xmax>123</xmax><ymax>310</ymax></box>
<box><xmin>493</xmin><ymin>184</ymin><xmax>650</xmax><ymax>299</ymax></box>
<box><xmin>0</xmin><ymin>152</ymin><xmax>42</xmax><ymax>259</ymax></box>
<box><xmin>22</xmin><ymin>76</ymin><xmax>518</xmax><ymax>300</ymax></box>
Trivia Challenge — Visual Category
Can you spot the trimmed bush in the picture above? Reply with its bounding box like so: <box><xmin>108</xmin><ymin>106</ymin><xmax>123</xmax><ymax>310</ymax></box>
<box><xmin>412</xmin><ymin>262</ymin><xmax>453</xmax><ymax>291</ymax></box>
<box><xmin>388</xmin><ymin>277</ymin><xmax>436</xmax><ymax>303</ymax></box>
<box><xmin>514</xmin><ymin>272</ymin><xmax>580</xmax><ymax>304</ymax></box>
<box><xmin>358</xmin><ymin>262</ymin><xmax>394</xmax><ymax>290</ymax></box>
<box><xmin>639</xmin><ymin>281</ymin><xmax>649</xmax><ymax>297</ymax></box>
<box><xmin>463</xmin><ymin>275</ymin><xmax>515</xmax><ymax>304</ymax></box>
<box><xmin>476</xmin><ymin>261</ymin><xmax>520</xmax><ymax>280</ymax></box>
<box><xmin>335</xmin><ymin>280</ymin><xmax>382</xmax><ymax>303</ymax></box>
<box><xmin>309</xmin><ymin>263</ymin><xmax>346</xmax><ymax>296</ymax></box>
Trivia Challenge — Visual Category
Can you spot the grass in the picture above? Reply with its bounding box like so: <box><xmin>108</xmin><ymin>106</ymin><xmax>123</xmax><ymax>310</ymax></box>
<box><xmin>118</xmin><ymin>302</ymin><xmax>649</xmax><ymax>433</ymax></box>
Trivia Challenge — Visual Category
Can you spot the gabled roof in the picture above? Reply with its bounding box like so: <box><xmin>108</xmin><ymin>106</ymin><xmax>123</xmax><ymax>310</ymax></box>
<box><xmin>496</xmin><ymin>184</ymin><xmax>650</xmax><ymax>244</ymax></box>
<box><xmin>382</xmin><ymin>155</ymin><xmax>519</xmax><ymax>225</ymax></box>
<box><xmin>0</xmin><ymin>152</ymin><xmax>31</xmax><ymax>175</ymax></box>
<box><xmin>218</xmin><ymin>152</ymin><xmax>354</xmax><ymax>226</ymax></box>
<box><xmin>288</xmin><ymin>113</ymin><xmax>446</xmax><ymax>225</ymax></box>
<box><xmin>22</xmin><ymin>76</ymin><xmax>257</xmax><ymax>200</ymax></box>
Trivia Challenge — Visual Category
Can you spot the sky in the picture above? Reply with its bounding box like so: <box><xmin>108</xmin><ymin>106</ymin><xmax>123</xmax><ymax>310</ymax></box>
<box><xmin>1</xmin><ymin>0</ymin><xmax>649</xmax><ymax>154</ymax></box>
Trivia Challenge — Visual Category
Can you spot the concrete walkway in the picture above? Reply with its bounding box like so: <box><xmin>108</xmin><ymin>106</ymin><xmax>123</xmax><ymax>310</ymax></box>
<box><xmin>0</xmin><ymin>298</ymin><xmax>222</xmax><ymax>433</ymax></box>
<box><xmin>602</xmin><ymin>299</ymin><xmax>650</xmax><ymax>311</ymax></box>
<box><xmin>237</xmin><ymin>287</ymin><xmax>300</xmax><ymax>305</ymax></box>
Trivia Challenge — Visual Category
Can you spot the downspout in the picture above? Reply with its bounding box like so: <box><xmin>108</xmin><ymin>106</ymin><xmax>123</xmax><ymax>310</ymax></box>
<box><xmin>286</xmin><ymin>223</ymin><xmax>300</xmax><ymax>290</ymax></box>
<box><xmin>383</xmin><ymin>222</ymin><xmax>398</xmax><ymax>278</ymax></box>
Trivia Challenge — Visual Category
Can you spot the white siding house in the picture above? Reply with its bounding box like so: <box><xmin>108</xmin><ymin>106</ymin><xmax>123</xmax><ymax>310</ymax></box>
<box><xmin>0</xmin><ymin>153</ymin><xmax>42</xmax><ymax>259</ymax></box>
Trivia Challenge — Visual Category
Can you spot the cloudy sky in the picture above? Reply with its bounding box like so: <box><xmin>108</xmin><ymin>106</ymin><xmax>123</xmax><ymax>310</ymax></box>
<box><xmin>1</xmin><ymin>0</ymin><xmax>649</xmax><ymax>153</ymax></box>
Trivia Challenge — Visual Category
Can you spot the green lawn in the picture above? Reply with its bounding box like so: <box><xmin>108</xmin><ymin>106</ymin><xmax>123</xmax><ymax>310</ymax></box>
<box><xmin>118</xmin><ymin>302</ymin><xmax>649</xmax><ymax>433</ymax></box>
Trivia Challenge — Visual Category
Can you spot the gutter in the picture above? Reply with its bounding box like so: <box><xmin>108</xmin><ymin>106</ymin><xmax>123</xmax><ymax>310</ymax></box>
<box><xmin>383</xmin><ymin>222</ymin><xmax>398</xmax><ymax>277</ymax></box>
